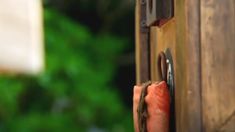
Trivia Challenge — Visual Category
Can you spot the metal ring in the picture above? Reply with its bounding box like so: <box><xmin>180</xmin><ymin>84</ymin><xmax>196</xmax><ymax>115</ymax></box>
<box><xmin>158</xmin><ymin>51</ymin><xmax>167</xmax><ymax>81</ymax></box>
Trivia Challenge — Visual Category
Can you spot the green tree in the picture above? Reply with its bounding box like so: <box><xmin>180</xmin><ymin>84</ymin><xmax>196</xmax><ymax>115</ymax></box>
<box><xmin>0</xmin><ymin>9</ymin><xmax>133</xmax><ymax>132</ymax></box>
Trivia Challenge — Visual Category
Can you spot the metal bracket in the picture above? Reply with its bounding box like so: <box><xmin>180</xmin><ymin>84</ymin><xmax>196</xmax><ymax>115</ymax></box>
<box><xmin>165</xmin><ymin>48</ymin><xmax>176</xmax><ymax>132</ymax></box>
<box><xmin>165</xmin><ymin>48</ymin><xmax>174</xmax><ymax>98</ymax></box>
<box><xmin>140</xmin><ymin>0</ymin><xmax>150</xmax><ymax>33</ymax></box>
<box><xmin>146</xmin><ymin>0</ymin><xmax>174</xmax><ymax>26</ymax></box>
<box><xmin>157</xmin><ymin>49</ymin><xmax>175</xmax><ymax>131</ymax></box>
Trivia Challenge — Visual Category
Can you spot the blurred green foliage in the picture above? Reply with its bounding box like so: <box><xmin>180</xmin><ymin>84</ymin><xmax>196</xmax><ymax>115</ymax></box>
<box><xmin>0</xmin><ymin>9</ymin><xmax>133</xmax><ymax>132</ymax></box>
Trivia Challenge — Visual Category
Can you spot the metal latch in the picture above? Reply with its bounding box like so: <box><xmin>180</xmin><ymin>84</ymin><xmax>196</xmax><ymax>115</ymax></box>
<box><xmin>146</xmin><ymin>0</ymin><xmax>174</xmax><ymax>26</ymax></box>
<box><xmin>157</xmin><ymin>49</ymin><xmax>175</xmax><ymax>131</ymax></box>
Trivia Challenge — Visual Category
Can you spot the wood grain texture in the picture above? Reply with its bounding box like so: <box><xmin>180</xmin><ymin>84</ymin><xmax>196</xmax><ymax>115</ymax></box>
<box><xmin>150</xmin><ymin>28</ymin><xmax>158</xmax><ymax>81</ymax></box>
<box><xmin>174</xmin><ymin>0</ymin><xmax>202</xmax><ymax>131</ymax></box>
<box><xmin>201</xmin><ymin>0</ymin><xmax>235</xmax><ymax>131</ymax></box>
<box><xmin>184</xmin><ymin>0</ymin><xmax>202</xmax><ymax>131</ymax></box>
<box><xmin>136</xmin><ymin>0</ymin><xmax>235</xmax><ymax>131</ymax></box>
<box><xmin>150</xmin><ymin>0</ymin><xmax>202</xmax><ymax>131</ymax></box>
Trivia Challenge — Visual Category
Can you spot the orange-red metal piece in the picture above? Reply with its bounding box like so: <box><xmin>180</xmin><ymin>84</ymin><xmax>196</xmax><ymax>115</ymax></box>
<box><xmin>133</xmin><ymin>81</ymin><xmax>170</xmax><ymax>132</ymax></box>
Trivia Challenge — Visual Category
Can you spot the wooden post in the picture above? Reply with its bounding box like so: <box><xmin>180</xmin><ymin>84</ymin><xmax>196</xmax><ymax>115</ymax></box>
<box><xmin>201</xmin><ymin>0</ymin><xmax>235</xmax><ymax>131</ymax></box>
<box><xmin>135</xmin><ymin>0</ymin><xmax>235</xmax><ymax>131</ymax></box>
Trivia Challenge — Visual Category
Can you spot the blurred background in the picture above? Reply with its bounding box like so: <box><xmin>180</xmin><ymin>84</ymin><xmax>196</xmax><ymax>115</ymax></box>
<box><xmin>0</xmin><ymin>0</ymin><xmax>135</xmax><ymax>131</ymax></box>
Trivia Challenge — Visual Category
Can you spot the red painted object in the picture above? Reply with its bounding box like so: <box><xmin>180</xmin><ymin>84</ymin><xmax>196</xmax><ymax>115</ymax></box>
<box><xmin>133</xmin><ymin>81</ymin><xmax>170</xmax><ymax>132</ymax></box>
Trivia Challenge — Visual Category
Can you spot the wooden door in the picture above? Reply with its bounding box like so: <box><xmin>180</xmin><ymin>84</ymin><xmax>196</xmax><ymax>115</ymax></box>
<box><xmin>135</xmin><ymin>0</ymin><xmax>235</xmax><ymax>131</ymax></box>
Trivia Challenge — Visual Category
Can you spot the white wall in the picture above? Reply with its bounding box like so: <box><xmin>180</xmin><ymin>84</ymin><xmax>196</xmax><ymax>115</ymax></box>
<box><xmin>0</xmin><ymin>0</ymin><xmax>44</xmax><ymax>74</ymax></box>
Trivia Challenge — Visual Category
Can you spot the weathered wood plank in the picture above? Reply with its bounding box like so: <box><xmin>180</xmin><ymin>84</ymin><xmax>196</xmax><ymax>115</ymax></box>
<box><xmin>174</xmin><ymin>0</ymin><xmax>202</xmax><ymax>131</ymax></box>
<box><xmin>184</xmin><ymin>0</ymin><xmax>202</xmax><ymax>131</ymax></box>
<box><xmin>149</xmin><ymin>0</ymin><xmax>202</xmax><ymax>131</ymax></box>
<box><xmin>201</xmin><ymin>0</ymin><xmax>235</xmax><ymax>131</ymax></box>
<box><xmin>136</xmin><ymin>0</ymin><xmax>235</xmax><ymax>131</ymax></box>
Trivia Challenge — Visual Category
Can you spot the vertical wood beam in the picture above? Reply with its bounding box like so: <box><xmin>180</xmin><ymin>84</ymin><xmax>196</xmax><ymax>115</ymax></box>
<box><xmin>201</xmin><ymin>0</ymin><xmax>235</xmax><ymax>131</ymax></box>
<box><xmin>185</xmin><ymin>0</ymin><xmax>202</xmax><ymax>131</ymax></box>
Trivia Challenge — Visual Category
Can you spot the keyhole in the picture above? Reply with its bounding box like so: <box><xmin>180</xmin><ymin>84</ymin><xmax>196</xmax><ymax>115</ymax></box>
<box><xmin>149</xmin><ymin>0</ymin><xmax>153</xmax><ymax>13</ymax></box>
